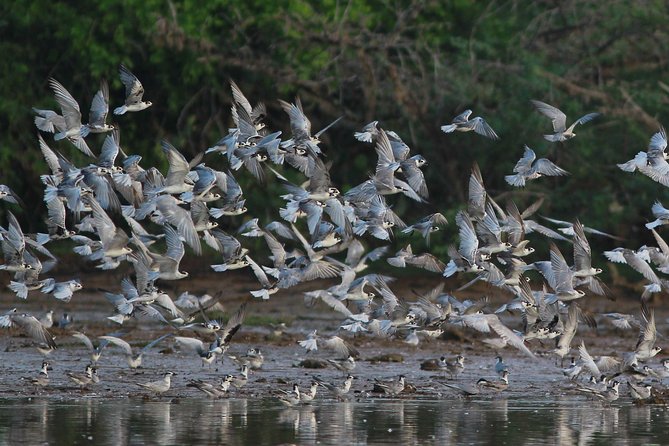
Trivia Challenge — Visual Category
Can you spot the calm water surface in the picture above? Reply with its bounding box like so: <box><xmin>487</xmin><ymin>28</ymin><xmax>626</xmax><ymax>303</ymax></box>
<box><xmin>0</xmin><ymin>397</ymin><xmax>667</xmax><ymax>445</ymax></box>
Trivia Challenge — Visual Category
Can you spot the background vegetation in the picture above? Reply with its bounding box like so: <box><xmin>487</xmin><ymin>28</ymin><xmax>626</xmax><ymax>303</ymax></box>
<box><xmin>2</xmin><ymin>0</ymin><xmax>668</xmax><ymax>262</ymax></box>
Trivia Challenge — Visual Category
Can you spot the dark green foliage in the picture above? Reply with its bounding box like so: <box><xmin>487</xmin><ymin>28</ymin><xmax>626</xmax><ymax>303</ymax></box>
<box><xmin>1</xmin><ymin>0</ymin><xmax>668</xmax><ymax>250</ymax></box>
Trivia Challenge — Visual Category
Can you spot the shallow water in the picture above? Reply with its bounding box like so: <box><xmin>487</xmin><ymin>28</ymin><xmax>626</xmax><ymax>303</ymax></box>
<box><xmin>0</xmin><ymin>397</ymin><xmax>667</xmax><ymax>445</ymax></box>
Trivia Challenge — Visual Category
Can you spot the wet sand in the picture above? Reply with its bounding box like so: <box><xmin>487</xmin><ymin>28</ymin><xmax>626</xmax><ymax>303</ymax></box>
<box><xmin>1</xmin><ymin>271</ymin><xmax>667</xmax><ymax>402</ymax></box>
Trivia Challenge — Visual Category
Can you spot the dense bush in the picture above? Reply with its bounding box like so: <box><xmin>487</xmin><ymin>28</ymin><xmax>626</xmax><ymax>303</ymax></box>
<box><xmin>1</xmin><ymin>0</ymin><xmax>668</xmax><ymax>257</ymax></box>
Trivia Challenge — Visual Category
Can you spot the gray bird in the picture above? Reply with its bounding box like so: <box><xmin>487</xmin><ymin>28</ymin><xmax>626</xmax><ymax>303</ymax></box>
<box><xmin>188</xmin><ymin>374</ymin><xmax>233</xmax><ymax>399</ymax></box>
<box><xmin>27</xmin><ymin>361</ymin><xmax>52</xmax><ymax>388</ymax></box>
<box><xmin>441</xmin><ymin>109</ymin><xmax>499</xmax><ymax>140</ymax></box>
<box><xmin>441</xmin><ymin>381</ymin><xmax>481</xmax><ymax>396</ymax></box>
<box><xmin>71</xmin><ymin>332</ymin><xmax>111</xmax><ymax>364</ymax></box>
<box><xmin>562</xmin><ymin>357</ymin><xmax>582</xmax><ymax>381</ymax></box>
<box><xmin>636</xmin><ymin>306</ymin><xmax>661</xmax><ymax>361</ymax></box>
<box><xmin>604</xmin><ymin>248</ymin><xmax>664</xmax><ymax>298</ymax></box>
<box><xmin>327</xmin><ymin>356</ymin><xmax>356</xmax><ymax>374</ymax></box>
<box><xmin>628</xmin><ymin>381</ymin><xmax>652</xmax><ymax>401</ymax></box>
<box><xmin>315</xmin><ymin>374</ymin><xmax>354</xmax><ymax>400</ymax></box>
<box><xmin>477</xmin><ymin>370</ymin><xmax>509</xmax><ymax>392</ymax></box>
<box><xmin>374</xmin><ymin>375</ymin><xmax>406</xmax><ymax>396</ymax></box>
<box><xmin>401</xmin><ymin>213</ymin><xmax>448</xmax><ymax>246</ymax></box>
<box><xmin>531</xmin><ymin>99</ymin><xmax>599</xmax><ymax>142</ymax></box>
<box><xmin>230</xmin><ymin>365</ymin><xmax>249</xmax><ymax>389</ymax></box>
<box><xmin>542</xmin><ymin>243</ymin><xmax>586</xmax><ymax>304</ymax></box>
<box><xmin>0</xmin><ymin>185</ymin><xmax>22</xmax><ymax>205</ymax></box>
<box><xmin>494</xmin><ymin>356</ymin><xmax>509</xmax><ymax>376</ymax></box>
<box><xmin>424</xmin><ymin>355</ymin><xmax>466</xmax><ymax>379</ymax></box>
<box><xmin>99</xmin><ymin>333</ymin><xmax>172</xmax><ymax>369</ymax></box>
<box><xmin>618</xmin><ymin>127</ymin><xmax>666</xmax><ymax>174</ymax></box>
<box><xmin>228</xmin><ymin>347</ymin><xmax>264</xmax><ymax>370</ymax></box>
<box><xmin>577</xmin><ymin>380</ymin><xmax>620</xmax><ymax>403</ymax></box>
<box><xmin>67</xmin><ymin>365</ymin><xmax>98</xmax><ymax>389</ymax></box>
<box><xmin>40</xmin><ymin>278</ymin><xmax>82</xmax><ymax>302</ymax></box>
<box><xmin>505</xmin><ymin>145</ymin><xmax>569</xmax><ymax>187</ymax></box>
<box><xmin>388</xmin><ymin>244</ymin><xmax>445</xmax><ymax>273</ymax></box>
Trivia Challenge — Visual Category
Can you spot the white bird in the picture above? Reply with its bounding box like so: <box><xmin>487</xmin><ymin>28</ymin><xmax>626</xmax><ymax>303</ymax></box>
<box><xmin>40</xmin><ymin>278</ymin><xmax>82</xmax><ymax>302</ymax></box>
<box><xmin>71</xmin><ymin>332</ymin><xmax>111</xmax><ymax>364</ymax></box>
<box><xmin>441</xmin><ymin>110</ymin><xmax>499</xmax><ymax>140</ymax></box>
<box><xmin>27</xmin><ymin>360</ymin><xmax>52</xmax><ymax>388</ymax></box>
<box><xmin>636</xmin><ymin>306</ymin><xmax>661</xmax><ymax>361</ymax></box>
<box><xmin>81</xmin><ymin>79</ymin><xmax>114</xmax><ymax>136</ymax></box>
<box><xmin>114</xmin><ymin>64</ymin><xmax>152</xmax><ymax>115</ymax></box>
<box><xmin>278</xmin><ymin>384</ymin><xmax>302</xmax><ymax>406</ymax></box>
<box><xmin>44</xmin><ymin>78</ymin><xmax>93</xmax><ymax>156</ymax></box>
<box><xmin>0</xmin><ymin>312</ymin><xmax>57</xmax><ymax>350</ymax></box>
<box><xmin>136</xmin><ymin>371</ymin><xmax>174</xmax><ymax>395</ymax></box>
<box><xmin>531</xmin><ymin>99</ymin><xmax>599</xmax><ymax>142</ymax></box>
<box><xmin>646</xmin><ymin>200</ymin><xmax>669</xmax><ymax>230</ymax></box>
<box><xmin>98</xmin><ymin>333</ymin><xmax>171</xmax><ymax>368</ymax></box>
<box><xmin>505</xmin><ymin>145</ymin><xmax>568</xmax><ymax>187</ymax></box>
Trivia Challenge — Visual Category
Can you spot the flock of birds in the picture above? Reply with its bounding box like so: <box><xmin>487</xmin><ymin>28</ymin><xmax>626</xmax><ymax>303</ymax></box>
<box><xmin>0</xmin><ymin>63</ymin><xmax>668</xmax><ymax>405</ymax></box>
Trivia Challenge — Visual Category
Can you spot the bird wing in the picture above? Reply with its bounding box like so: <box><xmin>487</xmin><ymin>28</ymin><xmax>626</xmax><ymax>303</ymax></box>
<box><xmin>468</xmin><ymin>162</ymin><xmax>486</xmax><ymax>219</ymax></box>
<box><xmin>141</xmin><ymin>333</ymin><xmax>173</xmax><ymax>354</ymax></box>
<box><xmin>623</xmin><ymin>250</ymin><xmax>661</xmax><ymax>283</ymax></box>
<box><xmin>246</xmin><ymin>255</ymin><xmax>271</xmax><ymax>288</ymax></box>
<box><xmin>118</xmin><ymin>64</ymin><xmax>145</xmax><ymax>104</ymax></box>
<box><xmin>531</xmin><ymin>100</ymin><xmax>567</xmax><ymax>133</ymax></box>
<box><xmin>12</xmin><ymin>314</ymin><xmax>56</xmax><ymax>348</ymax></box>
<box><xmin>578</xmin><ymin>341</ymin><xmax>601</xmax><ymax>376</ymax></box>
<box><xmin>636</xmin><ymin>307</ymin><xmax>657</xmax><ymax>352</ymax></box>
<box><xmin>556</xmin><ymin>303</ymin><xmax>579</xmax><ymax>353</ymax></box>
<box><xmin>230</xmin><ymin>80</ymin><xmax>253</xmax><ymax>117</ymax></box>
<box><xmin>549</xmin><ymin>243</ymin><xmax>576</xmax><ymax>293</ymax></box>
<box><xmin>410</xmin><ymin>253</ymin><xmax>446</xmax><ymax>273</ymax></box>
<box><xmin>513</xmin><ymin>145</ymin><xmax>536</xmax><ymax>174</ymax></box>
<box><xmin>572</xmin><ymin>220</ymin><xmax>592</xmax><ymax>270</ymax></box>
<box><xmin>452</xmin><ymin>109</ymin><xmax>472</xmax><ymax>124</ymax></box>
<box><xmin>174</xmin><ymin>336</ymin><xmax>205</xmax><ymax>355</ymax></box>
<box><xmin>220</xmin><ymin>302</ymin><xmax>247</xmax><ymax>345</ymax></box>
<box><xmin>649</xmin><ymin>127</ymin><xmax>667</xmax><ymax>152</ymax></box>
<box><xmin>161</xmin><ymin>141</ymin><xmax>190</xmax><ymax>188</ymax></box>
<box><xmin>532</xmin><ymin>158</ymin><xmax>569</xmax><ymax>177</ymax></box>
<box><xmin>455</xmin><ymin>211</ymin><xmax>479</xmax><ymax>263</ymax></box>
<box><xmin>279</xmin><ymin>98</ymin><xmax>311</xmax><ymax>141</ymax></box>
<box><xmin>487</xmin><ymin>314</ymin><xmax>535</xmax><ymax>357</ymax></box>
<box><xmin>155</xmin><ymin>196</ymin><xmax>201</xmax><ymax>255</ymax></box>
<box><xmin>72</xmin><ymin>331</ymin><xmax>95</xmax><ymax>350</ymax></box>
<box><xmin>48</xmin><ymin>78</ymin><xmax>82</xmax><ymax>129</ymax></box>
<box><xmin>470</xmin><ymin>117</ymin><xmax>499</xmax><ymax>140</ymax></box>
<box><xmin>99</xmin><ymin>335</ymin><xmax>133</xmax><ymax>355</ymax></box>
<box><xmin>572</xmin><ymin>112</ymin><xmax>600</xmax><ymax>129</ymax></box>
<box><xmin>88</xmin><ymin>79</ymin><xmax>110</xmax><ymax>126</ymax></box>
<box><xmin>163</xmin><ymin>224</ymin><xmax>185</xmax><ymax>263</ymax></box>
<box><xmin>322</xmin><ymin>336</ymin><xmax>358</xmax><ymax>358</ymax></box>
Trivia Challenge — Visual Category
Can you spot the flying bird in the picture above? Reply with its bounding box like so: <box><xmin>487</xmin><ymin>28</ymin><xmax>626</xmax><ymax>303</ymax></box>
<box><xmin>505</xmin><ymin>145</ymin><xmax>569</xmax><ymax>187</ymax></box>
<box><xmin>441</xmin><ymin>110</ymin><xmax>499</xmax><ymax>140</ymax></box>
<box><xmin>531</xmin><ymin>99</ymin><xmax>599</xmax><ymax>142</ymax></box>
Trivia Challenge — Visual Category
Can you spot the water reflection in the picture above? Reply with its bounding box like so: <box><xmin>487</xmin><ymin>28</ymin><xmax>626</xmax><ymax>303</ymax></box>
<box><xmin>0</xmin><ymin>397</ymin><xmax>667</xmax><ymax>445</ymax></box>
